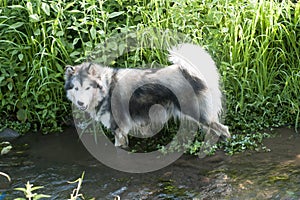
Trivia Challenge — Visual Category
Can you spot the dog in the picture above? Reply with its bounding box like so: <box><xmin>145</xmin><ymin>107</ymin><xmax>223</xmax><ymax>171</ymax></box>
<box><xmin>65</xmin><ymin>43</ymin><xmax>230</xmax><ymax>148</ymax></box>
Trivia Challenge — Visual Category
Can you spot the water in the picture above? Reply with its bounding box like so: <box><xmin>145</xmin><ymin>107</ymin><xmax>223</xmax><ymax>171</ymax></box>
<box><xmin>0</xmin><ymin>127</ymin><xmax>299</xmax><ymax>199</ymax></box>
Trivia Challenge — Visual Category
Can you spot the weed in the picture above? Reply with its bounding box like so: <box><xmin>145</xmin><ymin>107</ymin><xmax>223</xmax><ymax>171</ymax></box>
<box><xmin>1</xmin><ymin>0</ymin><xmax>299</xmax><ymax>152</ymax></box>
<box><xmin>68</xmin><ymin>172</ymin><xmax>85</xmax><ymax>200</ymax></box>
<box><xmin>14</xmin><ymin>181</ymin><xmax>51</xmax><ymax>200</ymax></box>
<box><xmin>0</xmin><ymin>171</ymin><xmax>11</xmax><ymax>182</ymax></box>
<box><xmin>12</xmin><ymin>172</ymin><xmax>99</xmax><ymax>200</ymax></box>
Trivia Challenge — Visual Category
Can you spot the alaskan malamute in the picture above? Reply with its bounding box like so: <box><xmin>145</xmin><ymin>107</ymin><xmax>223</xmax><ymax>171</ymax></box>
<box><xmin>65</xmin><ymin>43</ymin><xmax>230</xmax><ymax>148</ymax></box>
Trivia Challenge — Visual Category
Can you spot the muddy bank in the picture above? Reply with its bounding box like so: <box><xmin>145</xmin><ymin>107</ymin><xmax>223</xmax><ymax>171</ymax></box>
<box><xmin>0</xmin><ymin>127</ymin><xmax>299</xmax><ymax>199</ymax></box>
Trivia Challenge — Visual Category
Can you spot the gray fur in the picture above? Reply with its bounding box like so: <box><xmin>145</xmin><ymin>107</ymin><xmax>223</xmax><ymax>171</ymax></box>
<box><xmin>65</xmin><ymin>43</ymin><xmax>230</xmax><ymax>147</ymax></box>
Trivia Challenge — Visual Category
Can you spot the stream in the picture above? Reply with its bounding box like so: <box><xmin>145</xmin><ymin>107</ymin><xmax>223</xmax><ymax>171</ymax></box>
<box><xmin>0</xmin><ymin>127</ymin><xmax>299</xmax><ymax>199</ymax></box>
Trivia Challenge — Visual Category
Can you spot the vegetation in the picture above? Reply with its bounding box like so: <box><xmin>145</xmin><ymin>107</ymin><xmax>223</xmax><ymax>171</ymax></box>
<box><xmin>14</xmin><ymin>182</ymin><xmax>51</xmax><ymax>200</ymax></box>
<box><xmin>0</xmin><ymin>0</ymin><xmax>299</xmax><ymax>153</ymax></box>
<box><xmin>8</xmin><ymin>171</ymin><xmax>97</xmax><ymax>200</ymax></box>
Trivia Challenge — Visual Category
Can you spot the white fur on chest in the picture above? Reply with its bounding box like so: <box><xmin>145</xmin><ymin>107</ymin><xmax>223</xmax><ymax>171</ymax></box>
<box><xmin>98</xmin><ymin>111</ymin><xmax>111</xmax><ymax>128</ymax></box>
<box><xmin>88</xmin><ymin>108</ymin><xmax>111</xmax><ymax>129</ymax></box>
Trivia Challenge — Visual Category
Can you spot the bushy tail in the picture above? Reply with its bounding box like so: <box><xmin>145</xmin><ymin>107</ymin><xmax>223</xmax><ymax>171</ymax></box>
<box><xmin>168</xmin><ymin>43</ymin><xmax>223</xmax><ymax>118</ymax></box>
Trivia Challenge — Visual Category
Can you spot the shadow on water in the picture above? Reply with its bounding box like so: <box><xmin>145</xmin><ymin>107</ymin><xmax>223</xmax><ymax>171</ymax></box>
<box><xmin>0</xmin><ymin>127</ymin><xmax>300</xmax><ymax>199</ymax></box>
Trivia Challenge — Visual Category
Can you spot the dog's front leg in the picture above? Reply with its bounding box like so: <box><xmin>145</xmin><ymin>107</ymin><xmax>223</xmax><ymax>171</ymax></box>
<box><xmin>114</xmin><ymin>128</ymin><xmax>129</xmax><ymax>148</ymax></box>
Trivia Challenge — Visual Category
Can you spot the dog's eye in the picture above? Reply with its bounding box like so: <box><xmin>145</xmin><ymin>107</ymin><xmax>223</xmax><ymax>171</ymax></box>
<box><xmin>75</xmin><ymin>87</ymin><xmax>78</xmax><ymax>91</ymax></box>
<box><xmin>86</xmin><ymin>87</ymin><xmax>90</xmax><ymax>90</ymax></box>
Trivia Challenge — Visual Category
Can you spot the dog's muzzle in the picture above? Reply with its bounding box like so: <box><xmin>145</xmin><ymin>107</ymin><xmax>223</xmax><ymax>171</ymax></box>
<box><xmin>77</xmin><ymin>101</ymin><xmax>88</xmax><ymax>111</ymax></box>
<box><xmin>78</xmin><ymin>105</ymin><xmax>88</xmax><ymax>111</ymax></box>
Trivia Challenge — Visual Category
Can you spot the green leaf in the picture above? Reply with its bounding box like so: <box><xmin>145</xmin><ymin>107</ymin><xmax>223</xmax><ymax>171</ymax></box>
<box><xmin>34</xmin><ymin>28</ymin><xmax>41</xmax><ymax>36</ymax></box>
<box><xmin>0</xmin><ymin>77</ymin><xmax>4</xmax><ymax>84</ymax></box>
<box><xmin>134</xmin><ymin>16</ymin><xmax>142</xmax><ymax>22</ymax></box>
<box><xmin>11</xmin><ymin>50</ymin><xmax>18</xmax><ymax>56</ymax></box>
<box><xmin>18</xmin><ymin>54</ymin><xmax>24</xmax><ymax>61</ymax></box>
<box><xmin>56</xmin><ymin>30</ymin><xmax>64</xmax><ymax>36</ymax></box>
<box><xmin>29</xmin><ymin>14</ymin><xmax>40</xmax><ymax>22</ymax></box>
<box><xmin>65</xmin><ymin>2</ymin><xmax>75</xmax><ymax>10</ymax></box>
<box><xmin>35</xmin><ymin>104</ymin><xmax>45</xmax><ymax>109</ymax></box>
<box><xmin>31</xmin><ymin>186</ymin><xmax>44</xmax><ymax>191</ymax></box>
<box><xmin>85</xmin><ymin>41</ymin><xmax>93</xmax><ymax>48</ymax></box>
<box><xmin>33</xmin><ymin>194</ymin><xmax>51</xmax><ymax>199</ymax></box>
<box><xmin>7</xmin><ymin>82</ymin><xmax>13</xmax><ymax>91</ymax></box>
<box><xmin>21</xmin><ymin>91</ymin><xmax>27</xmax><ymax>99</ymax></box>
<box><xmin>16</xmin><ymin>101</ymin><xmax>24</xmax><ymax>109</ymax></box>
<box><xmin>73</xmin><ymin>38</ymin><xmax>80</xmax><ymax>45</ymax></box>
<box><xmin>17</xmin><ymin>109</ymin><xmax>27</xmax><ymax>122</ymax></box>
<box><xmin>26</xmin><ymin>2</ymin><xmax>33</xmax><ymax>14</ymax></box>
<box><xmin>90</xmin><ymin>26</ymin><xmax>97</xmax><ymax>39</ymax></box>
<box><xmin>70</xmin><ymin>51</ymin><xmax>80</xmax><ymax>58</ymax></box>
<box><xmin>14</xmin><ymin>188</ymin><xmax>27</xmax><ymax>192</ymax></box>
<box><xmin>9</xmin><ymin>22</ymin><xmax>24</xmax><ymax>29</ymax></box>
<box><xmin>41</xmin><ymin>2</ymin><xmax>50</xmax><ymax>16</ymax></box>
<box><xmin>8</xmin><ymin>5</ymin><xmax>24</xmax><ymax>9</ymax></box>
<box><xmin>108</xmin><ymin>11</ymin><xmax>125</xmax><ymax>19</ymax></box>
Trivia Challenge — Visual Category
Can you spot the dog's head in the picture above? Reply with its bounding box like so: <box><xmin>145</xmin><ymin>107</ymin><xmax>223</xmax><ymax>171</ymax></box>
<box><xmin>64</xmin><ymin>63</ymin><xmax>108</xmax><ymax>111</ymax></box>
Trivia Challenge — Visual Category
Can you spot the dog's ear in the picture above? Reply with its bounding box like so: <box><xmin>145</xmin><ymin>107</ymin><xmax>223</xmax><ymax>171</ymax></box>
<box><xmin>87</xmin><ymin>63</ymin><xmax>99</xmax><ymax>76</ymax></box>
<box><xmin>65</xmin><ymin>65</ymin><xmax>75</xmax><ymax>78</ymax></box>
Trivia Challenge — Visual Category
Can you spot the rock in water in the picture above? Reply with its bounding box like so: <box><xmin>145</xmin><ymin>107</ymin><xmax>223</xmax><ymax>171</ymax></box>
<box><xmin>0</xmin><ymin>128</ymin><xmax>20</xmax><ymax>141</ymax></box>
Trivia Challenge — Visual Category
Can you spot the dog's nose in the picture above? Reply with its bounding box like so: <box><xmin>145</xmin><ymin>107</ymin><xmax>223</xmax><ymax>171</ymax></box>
<box><xmin>77</xmin><ymin>101</ymin><xmax>84</xmax><ymax>106</ymax></box>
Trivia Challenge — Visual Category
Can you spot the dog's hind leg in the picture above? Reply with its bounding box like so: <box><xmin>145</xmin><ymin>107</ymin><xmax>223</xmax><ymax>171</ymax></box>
<box><xmin>200</xmin><ymin>119</ymin><xmax>230</xmax><ymax>140</ymax></box>
<box><xmin>196</xmin><ymin>92</ymin><xmax>230</xmax><ymax>140</ymax></box>
<box><xmin>210</xmin><ymin>121</ymin><xmax>230</xmax><ymax>139</ymax></box>
<box><xmin>197</xmin><ymin>120</ymin><xmax>230</xmax><ymax>158</ymax></box>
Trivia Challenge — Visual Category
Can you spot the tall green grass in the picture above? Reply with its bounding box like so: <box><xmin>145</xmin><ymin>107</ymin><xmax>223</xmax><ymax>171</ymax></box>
<box><xmin>217</xmin><ymin>0</ymin><xmax>300</xmax><ymax>133</ymax></box>
<box><xmin>0</xmin><ymin>0</ymin><xmax>299</xmax><ymax>144</ymax></box>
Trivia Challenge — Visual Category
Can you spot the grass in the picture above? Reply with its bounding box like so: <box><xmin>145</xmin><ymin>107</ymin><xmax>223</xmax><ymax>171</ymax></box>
<box><xmin>218</xmin><ymin>0</ymin><xmax>300</xmax><ymax>134</ymax></box>
<box><xmin>5</xmin><ymin>171</ymin><xmax>93</xmax><ymax>200</ymax></box>
<box><xmin>0</xmin><ymin>0</ymin><xmax>299</xmax><ymax>153</ymax></box>
<box><xmin>14</xmin><ymin>181</ymin><xmax>51</xmax><ymax>200</ymax></box>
